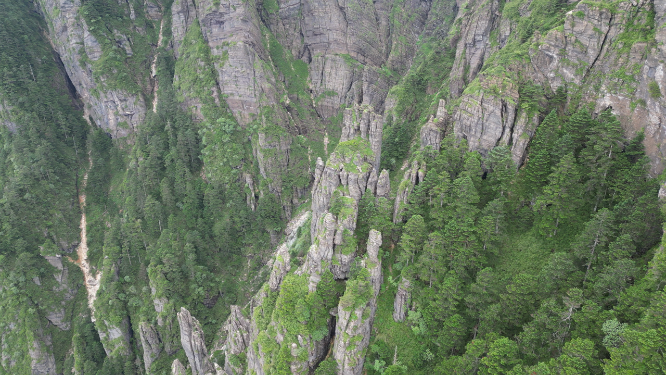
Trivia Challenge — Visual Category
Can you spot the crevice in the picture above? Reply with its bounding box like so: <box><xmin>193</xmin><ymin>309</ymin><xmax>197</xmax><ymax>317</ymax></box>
<box><xmin>52</xmin><ymin>49</ymin><xmax>83</xmax><ymax>111</ymax></box>
<box><xmin>582</xmin><ymin>12</ymin><xmax>613</xmax><ymax>83</ymax></box>
<box><xmin>309</xmin><ymin>315</ymin><xmax>337</xmax><ymax>375</ymax></box>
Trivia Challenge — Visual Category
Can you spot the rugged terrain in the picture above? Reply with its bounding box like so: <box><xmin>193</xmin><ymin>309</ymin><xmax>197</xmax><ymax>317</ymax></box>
<box><xmin>1</xmin><ymin>0</ymin><xmax>666</xmax><ymax>374</ymax></box>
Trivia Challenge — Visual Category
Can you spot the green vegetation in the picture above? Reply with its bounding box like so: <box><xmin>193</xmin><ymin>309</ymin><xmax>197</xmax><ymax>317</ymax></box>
<box><xmin>365</xmin><ymin>103</ymin><xmax>664</xmax><ymax>374</ymax></box>
<box><xmin>78</xmin><ymin>0</ymin><xmax>159</xmax><ymax>93</ymax></box>
<box><xmin>649</xmin><ymin>81</ymin><xmax>662</xmax><ymax>98</ymax></box>
<box><xmin>3</xmin><ymin>0</ymin><xmax>666</xmax><ymax>374</ymax></box>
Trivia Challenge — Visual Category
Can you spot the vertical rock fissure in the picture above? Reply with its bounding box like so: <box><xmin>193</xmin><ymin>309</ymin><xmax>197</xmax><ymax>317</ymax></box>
<box><xmin>582</xmin><ymin>12</ymin><xmax>613</xmax><ymax>83</ymax></box>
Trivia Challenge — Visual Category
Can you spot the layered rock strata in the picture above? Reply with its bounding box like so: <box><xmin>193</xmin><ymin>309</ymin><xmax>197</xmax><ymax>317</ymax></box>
<box><xmin>333</xmin><ymin>230</ymin><xmax>383</xmax><ymax>374</ymax></box>
<box><xmin>177</xmin><ymin>307</ymin><xmax>215</xmax><ymax>375</ymax></box>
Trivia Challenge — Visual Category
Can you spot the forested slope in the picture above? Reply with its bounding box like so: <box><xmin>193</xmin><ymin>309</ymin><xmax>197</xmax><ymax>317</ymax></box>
<box><xmin>0</xmin><ymin>0</ymin><xmax>665</xmax><ymax>374</ymax></box>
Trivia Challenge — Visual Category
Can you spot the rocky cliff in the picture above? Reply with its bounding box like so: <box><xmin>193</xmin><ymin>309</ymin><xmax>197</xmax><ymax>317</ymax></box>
<box><xmin>4</xmin><ymin>0</ymin><xmax>666</xmax><ymax>374</ymax></box>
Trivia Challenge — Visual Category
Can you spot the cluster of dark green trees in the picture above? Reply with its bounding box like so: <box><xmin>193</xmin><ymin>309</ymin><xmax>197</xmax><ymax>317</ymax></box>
<box><xmin>363</xmin><ymin>104</ymin><xmax>665</xmax><ymax>373</ymax></box>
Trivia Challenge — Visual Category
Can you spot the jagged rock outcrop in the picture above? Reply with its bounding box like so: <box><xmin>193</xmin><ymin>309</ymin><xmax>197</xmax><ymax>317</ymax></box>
<box><xmin>299</xmin><ymin>0</ymin><xmax>437</xmax><ymax>117</ymax></box>
<box><xmin>36</xmin><ymin>0</ymin><xmax>146</xmax><ymax>137</ymax></box>
<box><xmin>96</xmin><ymin>317</ymin><xmax>131</xmax><ymax>357</ymax></box>
<box><xmin>527</xmin><ymin>0</ymin><xmax>666</xmax><ymax>174</ymax></box>
<box><xmin>393</xmin><ymin>277</ymin><xmax>411</xmax><ymax>322</ymax></box>
<box><xmin>256</xmin><ymin>131</ymin><xmax>293</xmax><ymax>201</ymax></box>
<box><xmin>305</xmin><ymin>106</ymin><xmax>384</xmax><ymax>282</ymax></box>
<box><xmin>445</xmin><ymin>0</ymin><xmax>666</xmax><ymax>173</ymax></box>
<box><xmin>452</xmin><ymin>74</ymin><xmax>537</xmax><ymax>163</ymax></box>
<box><xmin>171</xmin><ymin>0</ymin><xmax>197</xmax><ymax>58</ymax></box>
<box><xmin>177</xmin><ymin>307</ymin><xmax>214</xmax><ymax>375</ymax></box>
<box><xmin>222</xmin><ymin>306</ymin><xmax>251</xmax><ymax>374</ymax></box>
<box><xmin>376</xmin><ymin>170</ymin><xmax>391</xmax><ymax>199</ymax></box>
<box><xmin>310</xmin><ymin>105</ymin><xmax>383</xmax><ymax>242</ymax></box>
<box><xmin>420</xmin><ymin>99</ymin><xmax>447</xmax><ymax>151</ymax></box>
<box><xmin>269</xmin><ymin>243</ymin><xmax>291</xmax><ymax>291</ymax></box>
<box><xmin>170</xmin><ymin>0</ymin><xmax>283</xmax><ymax>127</ymax></box>
<box><xmin>449</xmin><ymin>0</ymin><xmax>503</xmax><ymax>98</ymax></box>
<box><xmin>172</xmin><ymin>359</ymin><xmax>187</xmax><ymax>375</ymax></box>
<box><xmin>42</xmin><ymin>256</ymin><xmax>76</xmax><ymax>330</ymax></box>
<box><xmin>0</xmin><ymin>101</ymin><xmax>16</xmax><ymax>132</ymax></box>
<box><xmin>333</xmin><ymin>230</ymin><xmax>382</xmax><ymax>375</ymax></box>
<box><xmin>29</xmin><ymin>335</ymin><xmax>57</xmax><ymax>375</ymax></box>
<box><xmin>139</xmin><ymin>322</ymin><xmax>163</xmax><ymax>373</ymax></box>
<box><xmin>393</xmin><ymin>160</ymin><xmax>426</xmax><ymax>224</ymax></box>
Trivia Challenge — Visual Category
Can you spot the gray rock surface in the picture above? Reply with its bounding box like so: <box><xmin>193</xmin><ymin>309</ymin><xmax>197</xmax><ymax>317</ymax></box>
<box><xmin>36</xmin><ymin>0</ymin><xmax>146</xmax><ymax>137</ymax></box>
<box><xmin>452</xmin><ymin>74</ymin><xmax>536</xmax><ymax>163</ymax></box>
<box><xmin>310</xmin><ymin>105</ymin><xmax>383</xmax><ymax>244</ymax></box>
<box><xmin>171</xmin><ymin>359</ymin><xmax>187</xmax><ymax>375</ymax></box>
<box><xmin>29</xmin><ymin>338</ymin><xmax>56</xmax><ymax>375</ymax></box>
<box><xmin>449</xmin><ymin>0</ymin><xmax>502</xmax><ymax>98</ymax></box>
<box><xmin>446</xmin><ymin>0</ymin><xmax>666</xmax><ymax>173</ymax></box>
<box><xmin>223</xmin><ymin>306</ymin><xmax>250</xmax><ymax>374</ymax></box>
<box><xmin>171</xmin><ymin>0</ymin><xmax>197</xmax><ymax>58</ymax></box>
<box><xmin>177</xmin><ymin>307</ymin><xmax>215</xmax><ymax>375</ymax></box>
<box><xmin>268</xmin><ymin>244</ymin><xmax>291</xmax><ymax>292</ymax></box>
<box><xmin>333</xmin><ymin>230</ymin><xmax>382</xmax><ymax>375</ymax></box>
<box><xmin>393</xmin><ymin>160</ymin><xmax>426</xmax><ymax>224</ymax></box>
<box><xmin>393</xmin><ymin>277</ymin><xmax>411</xmax><ymax>322</ymax></box>
<box><xmin>96</xmin><ymin>317</ymin><xmax>131</xmax><ymax>357</ymax></box>
<box><xmin>139</xmin><ymin>322</ymin><xmax>163</xmax><ymax>373</ymax></box>
<box><xmin>376</xmin><ymin>170</ymin><xmax>391</xmax><ymax>199</ymax></box>
<box><xmin>420</xmin><ymin>99</ymin><xmax>448</xmax><ymax>151</ymax></box>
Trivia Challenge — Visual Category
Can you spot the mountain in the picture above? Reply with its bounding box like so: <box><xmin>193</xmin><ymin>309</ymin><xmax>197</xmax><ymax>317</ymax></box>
<box><xmin>1</xmin><ymin>0</ymin><xmax>665</xmax><ymax>374</ymax></box>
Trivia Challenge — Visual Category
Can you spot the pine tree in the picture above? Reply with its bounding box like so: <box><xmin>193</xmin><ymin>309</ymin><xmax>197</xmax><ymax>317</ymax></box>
<box><xmin>564</xmin><ymin>107</ymin><xmax>594</xmax><ymax>152</ymax></box>
<box><xmin>522</xmin><ymin>110</ymin><xmax>560</xmax><ymax>193</ymax></box>
<box><xmin>487</xmin><ymin>146</ymin><xmax>515</xmax><ymax>198</ymax></box>
<box><xmin>582</xmin><ymin>109</ymin><xmax>624</xmax><ymax>211</ymax></box>
<box><xmin>535</xmin><ymin>153</ymin><xmax>582</xmax><ymax>237</ymax></box>
<box><xmin>397</xmin><ymin>214</ymin><xmax>427</xmax><ymax>266</ymax></box>
<box><xmin>572</xmin><ymin>208</ymin><xmax>615</xmax><ymax>284</ymax></box>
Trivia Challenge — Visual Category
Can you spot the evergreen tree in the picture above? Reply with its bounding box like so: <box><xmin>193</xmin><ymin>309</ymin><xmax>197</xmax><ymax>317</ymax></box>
<box><xmin>487</xmin><ymin>146</ymin><xmax>515</xmax><ymax>198</ymax></box>
<box><xmin>534</xmin><ymin>153</ymin><xmax>582</xmax><ymax>237</ymax></box>
<box><xmin>582</xmin><ymin>109</ymin><xmax>624</xmax><ymax>211</ymax></box>
<box><xmin>572</xmin><ymin>208</ymin><xmax>615</xmax><ymax>283</ymax></box>
<box><xmin>522</xmin><ymin>110</ymin><xmax>560</xmax><ymax>192</ymax></box>
<box><xmin>398</xmin><ymin>214</ymin><xmax>427</xmax><ymax>266</ymax></box>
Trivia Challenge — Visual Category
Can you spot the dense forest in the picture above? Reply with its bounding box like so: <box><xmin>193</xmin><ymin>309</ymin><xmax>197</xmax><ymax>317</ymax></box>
<box><xmin>1</xmin><ymin>0</ymin><xmax>666</xmax><ymax>374</ymax></box>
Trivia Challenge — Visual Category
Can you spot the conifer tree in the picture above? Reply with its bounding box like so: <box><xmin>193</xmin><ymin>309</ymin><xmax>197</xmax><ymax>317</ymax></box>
<box><xmin>582</xmin><ymin>109</ymin><xmax>624</xmax><ymax>211</ymax></box>
<box><xmin>535</xmin><ymin>153</ymin><xmax>582</xmax><ymax>237</ymax></box>
<box><xmin>398</xmin><ymin>214</ymin><xmax>427</xmax><ymax>266</ymax></box>
<box><xmin>564</xmin><ymin>107</ymin><xmax>594</xmax><ymax>152</ymax></box>
<box><xmin>572</xmin><ymin>208</ymin><xmax>615</xmax><ymax>284</ymax></box>
<box><xmin>487</xmin><ymin>146</ymin><xmax>514</xmax><ymax>198</ymax></box>
<box><xmin>523</xmin><ymin>110</ymin><xmax>560</xmax><ymax>192</ymax></box>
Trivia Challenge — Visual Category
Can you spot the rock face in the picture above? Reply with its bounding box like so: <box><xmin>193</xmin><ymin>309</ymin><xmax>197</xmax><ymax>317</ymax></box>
<box><xmin>393</xmin><ymin>160</ymin><xmax>426</xmax><ymax>224</ymax></box>
<box><xmin>310</xmin><ymin>105</ymin><xmax>383</xmax><ymax>242</ymax></box>
<box><xmin>222</xmin><ymin>306</ymin><xmax>250</xmax><ymax>374</ymax></box>
<box><xmin>452</xmin><ymin>74</ymin><xmax>537</xmax><ymax>164</ymax></box>
<box><xmin>177</xmin><ymin>307</ymin><xmax>214</xmax><ymax>375</ymax></box>
<box><xmin>333</xmin><ymin>230</ymin><xmax>382</xmax><ymax>375</ymax></box>
<box><xmin>393</xmin><ymin>277</ymin><xmax>411</xmax><ymax>322</ymax></box>
<box><xmin>171</xmin><ymin>359</ymin><xmax>187</xmax><ymax>375</ymax></box>
<box><xmin>445</xmin><ymin>0</ymin><xmax>666</xmax><ymax>173</ymax></box>
<box><xmin>376</xmin><ymin>170</ymin><xmax>391</xmax><ymax>200</ymax></box>
<box><xmin>307</xmin><ymin>105</ymin><xmax>384</xmax><ymax>282</ymax></box>
<box><xmin>29</xmin><ymin>337</ymin><xmax>57</xmax><ymax>375</ymax></box>
<box><xmin>96</xmin><ymin>317</ymin><xmax>131</xmax><ymax>357</ymax></box>
<box><xmin>449</xmin><ymin>0</ymin><xmax>503</xmax><ymax>98</ymax></box>
<box><xmin>139</xmin><ymin>322</ymin><xmax>163</xmax><ymax>373</ymax></box>
<box><xmin>420</xmin><ymin>100</ymin><xmax>447</xmax><ymax>151</ymax></box>
<box><xmin>36</xmin><ymin>0</ymin><xmax>146</xmax><ymax>137</ymax></box>
<box><xmin>268</xmin><ymin>243</ymin><xmax>291</xmax><ymax>292</ymax></box>
<box><xmin>528</xmin><ymin>0</ymin><xmax>666</xmax><ymax>174</ymax></box>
